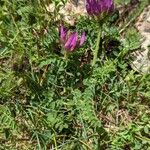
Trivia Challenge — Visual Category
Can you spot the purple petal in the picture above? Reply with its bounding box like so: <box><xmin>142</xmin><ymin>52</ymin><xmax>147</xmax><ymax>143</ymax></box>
<box><xmin>60</xmin><ymin>25</ymin><xmax>68</xmax><ymax>43</ymax></box>
<box><xmin>86</xmin><ymin>0</ymin><xmax>114</xmax><ymax>16</ymax></box>
<box><xmin>86</xmin><ymin>0</ymin><xmax>92</xmax><ymax>15</ymax></box>
<box><xmin>86</xmin><ymin>0</ymin><xmax>102</xmax><ymax>16</ymax></box>
<box><xmin>79</xmin><ymin>32</ymin><xmax>86</xmax><ymax>46</ymax></box>
<box><xmin>102</xmin><ymin>0</ymin><xmax>114</xmax><ymax>13</ymax></box>
<box><xmin>93</xmin><ymin>0</ymin><xmax>101</xmax><ymax>15</ymax></box>
<box><xmin>70</xmin><ymin>32</ymin><xmax>78</xmax><ymax>51</ymax></box>
<box><xmin>64</xmin><ymin>32</ymin><xmax>78</xmax><ymax>51</ymax></box>
<box><xmin>91</xmin><ymin>0</ymin><xmax>98</xmax><ymax>16</ymax></box>
<box><xmin>108</xmin><ymin>0</ymin><xmax>114</xmax><ymax>12</ymax></box>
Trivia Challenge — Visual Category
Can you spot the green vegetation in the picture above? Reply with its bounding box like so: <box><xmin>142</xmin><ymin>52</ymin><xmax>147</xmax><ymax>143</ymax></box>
<box><xmin>0</xmin><ymin>0</ymin><xmax>150</xmax><ymax>149</ymax></box>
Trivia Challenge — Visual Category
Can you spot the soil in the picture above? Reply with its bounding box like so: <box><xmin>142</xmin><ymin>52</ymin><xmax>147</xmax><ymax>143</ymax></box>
<box><xmin>132</xmin><ymin>5</ymin><xmax>150</xmax><ymax>73</ymax></box>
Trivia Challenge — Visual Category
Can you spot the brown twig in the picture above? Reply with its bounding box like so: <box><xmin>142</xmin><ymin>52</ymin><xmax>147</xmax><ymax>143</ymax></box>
<box><xmin>39</xmin><ymin>64</ymin><xmax>50</xmax><ymax>86</ymax></box>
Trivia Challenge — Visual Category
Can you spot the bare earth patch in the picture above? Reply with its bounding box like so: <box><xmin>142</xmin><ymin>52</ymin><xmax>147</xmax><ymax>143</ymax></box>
<box><xmin>132</xmin><ymin>5</ymin><xmax>150</xmax><ymax>73</ymax></box>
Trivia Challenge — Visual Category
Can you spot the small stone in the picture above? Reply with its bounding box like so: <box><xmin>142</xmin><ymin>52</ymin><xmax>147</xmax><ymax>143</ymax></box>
<box><xmin>147</xmin><ymin>16</ymin><xmax>150</xmax><ymax>23</ymax></box>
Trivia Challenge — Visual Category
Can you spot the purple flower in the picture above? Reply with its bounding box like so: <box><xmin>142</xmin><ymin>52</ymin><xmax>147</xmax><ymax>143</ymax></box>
<box><xmin>60</xmin><ymin>25</ymin><xmax>86</xmax><ymax>52</ymax></box>
<box><xmin>86</xmin><ymin>0</ymin><xmax>114</xmax><ymax>16</ymax></box>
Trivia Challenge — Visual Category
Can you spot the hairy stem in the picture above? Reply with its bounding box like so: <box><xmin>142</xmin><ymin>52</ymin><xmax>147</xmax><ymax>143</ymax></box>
<box><xmin>92</xmin><ymin>25</ymin><xmax>102</xmax><ymax>66</ymax></box>
<box><xmin>64</xmin><ymin>50</ymin><xmax>68</xmax><ymax>60</ymax></box>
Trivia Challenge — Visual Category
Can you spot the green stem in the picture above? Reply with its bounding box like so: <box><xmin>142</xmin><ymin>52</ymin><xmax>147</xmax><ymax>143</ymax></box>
<box><xmin>64</xmin><ymin>50</ymin><xmax>68</xmax><ymax>60</ymax></box>
<box><xmin>63</xmin><ymin>50</ymin><xmax>68</xmax><ymax>95</ymax></box>
<box><xmin>92</xmin><ymin>25</ymin><xmax>102</xmax><ymax>66</ymax></box>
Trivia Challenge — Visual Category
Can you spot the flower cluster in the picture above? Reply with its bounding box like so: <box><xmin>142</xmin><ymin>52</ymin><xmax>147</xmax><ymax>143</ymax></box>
<box><xmin>60</xmin><ymin>25</ymin><xmax>86</xmax><ymax>52</ymax></box>
<box><xmin>59</xmin><ymin>0</ymin><xmax>114</xmax><ymax>53</ymax></box>
<box><xmin>86</xmin><ymin>0</ymin><xmax>114</xmax><ymax>17</ymax></box>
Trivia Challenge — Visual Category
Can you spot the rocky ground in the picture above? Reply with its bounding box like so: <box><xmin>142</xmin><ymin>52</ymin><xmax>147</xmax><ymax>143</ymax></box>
<box><xmin>133</xmin><ymin>5</ymin><xmax>150</xmax><ymax>73</ymax></box>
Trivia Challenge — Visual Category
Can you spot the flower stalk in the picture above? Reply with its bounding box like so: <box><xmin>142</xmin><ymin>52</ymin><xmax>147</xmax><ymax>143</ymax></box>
<box><xmin>86</xmin><ymin>0</ymin><xmax>115</xmax><ymax>66</ymax></box>
<box><xmin>92</xmin><ymin>24</ymin><xmax>102</xmax><ymax>66</ymax></box>
<box><xmin>64</xmin><ymin>50</ymin><xmax>69</xmax><ymax>60</ymax></box>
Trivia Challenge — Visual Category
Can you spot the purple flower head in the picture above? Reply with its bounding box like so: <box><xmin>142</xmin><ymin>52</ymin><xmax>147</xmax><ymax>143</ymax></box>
<box><xmin>60</xmin><ymin>25</ymin><xmax>86</xmax><ymax>52</ymax></box>
<box><xmin>86</xmin><ymin>0</ymin><xmax>114</xmax><ymax>17</ymax></box>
